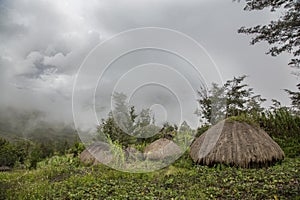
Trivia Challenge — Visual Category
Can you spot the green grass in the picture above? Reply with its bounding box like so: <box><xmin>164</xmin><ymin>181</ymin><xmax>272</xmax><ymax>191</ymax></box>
<box><xmin>1</xmin><ymin>155</ymin><xmax>299</xmax><ymax>200</ymax></box>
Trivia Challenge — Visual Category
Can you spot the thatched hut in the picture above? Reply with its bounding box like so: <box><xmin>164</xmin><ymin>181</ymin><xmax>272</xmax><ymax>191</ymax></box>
<box><xmin>0</xmin><ymin>166</ymin><xmax>11</xmax><ymax>172</ymax></box>
<box><xmin>144</xmin><ymin>138</ymin><xmax>182</xmax><ymax>161</ymax></box>
<box><xmin>190</xmin><ymin>119</ymin><xmax>285</xmax><ymax>168</ymax></box>
<box><xmin>79</xmin><ymin>142</ymin><xmax>113</xmax><ymax>165</ymax></box>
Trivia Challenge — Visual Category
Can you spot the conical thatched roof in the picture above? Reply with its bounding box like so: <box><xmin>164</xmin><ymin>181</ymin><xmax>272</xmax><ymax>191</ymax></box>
<box><xmin>79</xmin><ymin>142</ymin><xmax>113</xmax><ymax>165</ymax></box>
<box><xmin>190</xmin><ymin>119</ymin><xmax>285</xmax><ymax>168</ymax></box>
<box><xmin>144</xmin><ymin>138</ymin><xmax>182</xmax><ymax>160</ymax></box>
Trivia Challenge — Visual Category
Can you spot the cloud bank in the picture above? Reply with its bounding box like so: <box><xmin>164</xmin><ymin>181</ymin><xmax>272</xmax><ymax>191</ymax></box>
<box><xmin>0</xmin><ymin>0</ymin><xmax>297</xmax><ymax>127</ymax></box>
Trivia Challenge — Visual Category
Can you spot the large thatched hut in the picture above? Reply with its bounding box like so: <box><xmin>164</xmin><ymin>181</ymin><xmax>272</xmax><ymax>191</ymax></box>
<box><xmin>144</xmin><ymin>138</ymin><xmax>182</xmax><ymax>160</ymax></box>
<box><xmin>190</xmin><ymin>119</ymin><xmax>285</xmax><ymax>168</ymax></box>
<box><xmin>79</xmin><ymin>142</ymin><xmax>113</xmax><ymax>165</ymax></box>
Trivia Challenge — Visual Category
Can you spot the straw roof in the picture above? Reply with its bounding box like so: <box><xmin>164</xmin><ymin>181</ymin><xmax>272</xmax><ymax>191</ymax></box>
<box><xmin>190</xmin><ymin>119</ymin><xmax>285</xmax><ymax>168</ymax></box>
<box><xmin>79</xmin><ymin>142</ymin><xmax>113</xmax><ymax>165</ymax></box>
<box><xmin>144</xmin><ymin>138</ymin><xmax>182</xmax><ymax>160</ymax></box>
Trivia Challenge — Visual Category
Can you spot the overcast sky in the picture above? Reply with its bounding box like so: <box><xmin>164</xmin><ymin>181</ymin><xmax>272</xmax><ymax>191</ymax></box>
<box><xmin>0</xmin><ymin>0</ymin><xmax>298</xmax><ymax>128</ymax></box>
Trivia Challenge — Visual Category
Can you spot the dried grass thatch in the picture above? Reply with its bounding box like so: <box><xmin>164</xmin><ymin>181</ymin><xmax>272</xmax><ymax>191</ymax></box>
<box><xmin>79</xmin><ymin>142</ymin><xmax>113</xmax><ymax>165</ymax></box>
<box><xmin>144</xmin><ymin>138</ymin><xmax>182</xmax><ymax>161</ymax></box>
<box><xmin>190</xmin><ymin>119</ymin><xmax>285</xmax><ymax>168</ymax></box>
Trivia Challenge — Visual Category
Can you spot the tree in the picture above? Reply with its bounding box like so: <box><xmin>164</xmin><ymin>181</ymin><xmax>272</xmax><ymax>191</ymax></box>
<box><xmin>112</xmin><ymin>92</ymin><xmax>134</xmax><ymax>134</ymax></box>
<box><xmin>224</xmin><ymin>75</ymin><xmax>266</xmax><ymax>117</ymax></box>
<box><xmin>97</xmin><ymin>111</ymin><xmax>137</xmax><ymax>147</ymax></box>
<box><xmin>196</xmin><ymin>83</ymin><xmax>226</xmax><ymax>124</ymax></box>
<box><xmin>0</xmin><ymin>138</ymin><xmax>18</xmax><ymax>167</ymax></box>
<box><xmin>197</xmin><ymin>75</ymin><xmax>266</xmax><ymax>124</ymax></box>
<box><xmin>136</xmin><ymin>108</ymin><xmax>152</xmax><ymax>128</ymax></box>
<box><xmin>98</xmin><ymin>93</ymin><xmax>151</xmax><ymax>147</ymax></box>
<box><xmin>28</xmin><ymin>144</ymin><xmax>42</xmax><ymax>169</ymax></box>
<box><xmin>237</xmin><ymin>0</ymin><xmax>300</xmax><ymax>69</ymax></box>
<box><xmin>15</xmin><ymin>140</ymin><xmax>31</xmax><ymax>164</ymax></box>
<box><xmin>98</xmin><ymin>92</ymin><xmax>179</xmax><ymax>147</ymax></box>
<box><xmin>285</xmin><ymin>83</ymin><xmax>300</xmax><ymax>113</ymax></box>
<box><xmin>175</xmin><ymin>121</ymin><xmax>195</xmax><ymax>148</ymax></box>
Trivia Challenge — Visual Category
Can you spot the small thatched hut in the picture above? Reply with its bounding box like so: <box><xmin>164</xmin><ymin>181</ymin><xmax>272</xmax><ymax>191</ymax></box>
<box><xmin>79</xmin><ymin>142</ymin><xmax>113</xmax><ymax>165</ymax></box>
<box><xmin>144</xmin><ymin>138</ymin><xmax>182</xmax><ymax>161</ymax></box>
<box><xmin>190</xmin><ymin>119</ymin><xmax>285</xmax><ymax>168</ymax></box>
<box><xmin>0</xmin><ymin>166</ymin><xmax>11</xmax><ymax>172</ymax></box>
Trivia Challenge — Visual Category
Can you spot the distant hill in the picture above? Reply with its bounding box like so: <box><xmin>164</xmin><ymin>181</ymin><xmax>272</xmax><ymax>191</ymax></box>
<box><xmin>0</xmin><ymin>107</ymin><xmax>78</xmax><ymax>144</ymax></box>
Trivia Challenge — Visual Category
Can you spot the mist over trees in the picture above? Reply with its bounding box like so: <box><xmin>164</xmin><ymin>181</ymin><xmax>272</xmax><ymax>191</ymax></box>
<box><xmin>0</xmin><ymin>107</ymin><xmax>77</xmax><ymax>142</ymax></box>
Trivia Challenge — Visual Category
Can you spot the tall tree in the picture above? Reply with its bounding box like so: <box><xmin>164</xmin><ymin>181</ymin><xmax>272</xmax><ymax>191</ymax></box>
<box><xmin>237</xmin><ymin>0</ymin><xmax>300</xmax><ymax>69</ymax></box>
<box><xmin>224</xmin><ymin>75</ymin><xmax>266</xmax><ymax>117</ymax></box>
<box><xmin>197</xmin><ymin>75</ymin><xmax>266</xmax><ymax>124</ymax></box>
<box><xmin>112</xmin><ymin>92</ymin><xmax>133</xmax><ymax>133</ymax></box>
<box><xmin>196</xmin><ymin>83</ymin><xmax>227</xmax><ymax>124</ymax></box>
<box><xmin>98</xmin><ymin>93</ymin><xmax>160</xmax><ymax>147</ymax></box>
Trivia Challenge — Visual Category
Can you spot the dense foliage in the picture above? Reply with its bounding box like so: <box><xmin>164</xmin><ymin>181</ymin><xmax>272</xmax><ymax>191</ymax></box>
<box><xmin>0</xmin><ymin>137</ymin><xmax>80</xmax><ymax>169</ymax></box>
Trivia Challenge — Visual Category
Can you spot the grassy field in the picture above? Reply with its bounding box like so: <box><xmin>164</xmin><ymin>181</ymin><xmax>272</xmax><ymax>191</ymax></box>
<box><xmin>1</xmin><ymin>153</ymin><xmax>299</xmax><ymax>200</ymax></box>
